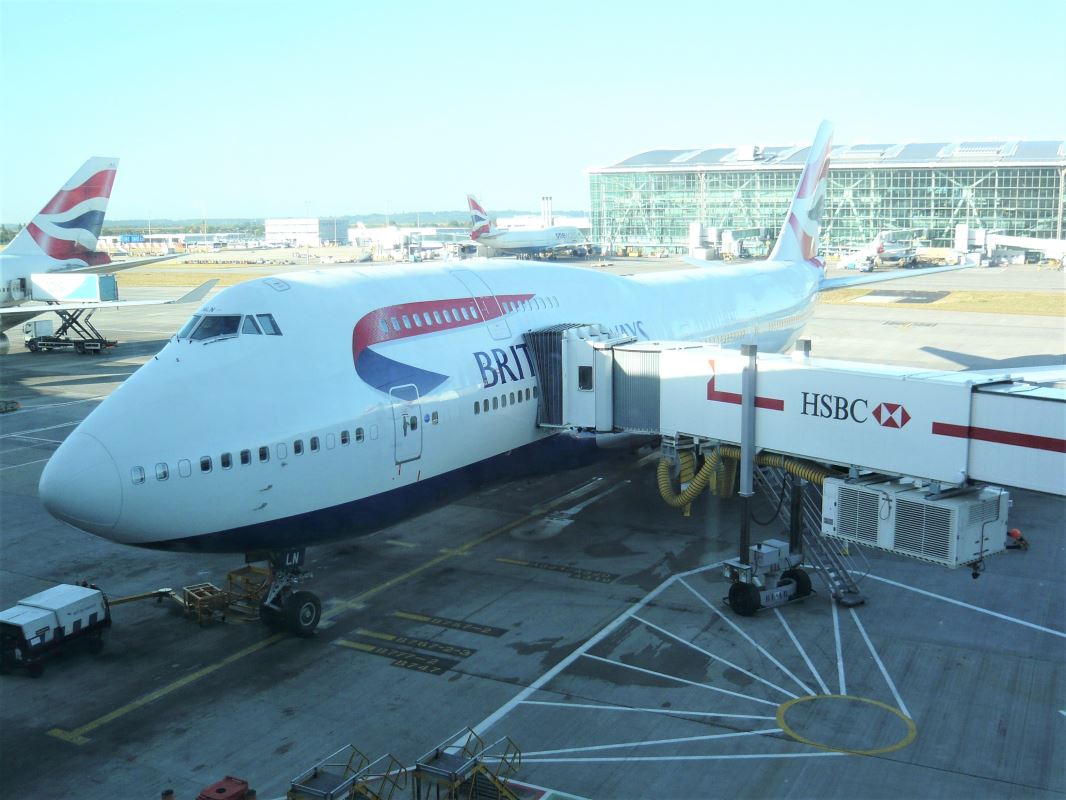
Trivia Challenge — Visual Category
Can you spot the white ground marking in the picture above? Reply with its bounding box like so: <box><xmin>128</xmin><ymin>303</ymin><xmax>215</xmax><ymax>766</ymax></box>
<box><xmin>558</xmin><ymin>479</ymin><xmax>629</xmax><ymax>516</ymax></box>
<box><xmin>633</xmin><ymin>613</ymin><xmax>799</xmax><ymax>699</ymax></box>
<box><xmin>519</xmin><ymin>701</ymin><xmax>775</xmax><ymax>721</ymax></box>
<box><xmin>522</xmin><ymin>728</ymin><xmax>783</xmax><ymax>757</ymax></box>
<box><xmin>0</xmin><ymin>458</ymin><xmax>51</xmax><ymax>472</ymax></box>
<box><xmin>849</xmin><ymin>608</ymin><xmax>910</xmax><ymax>718</ymax></box>
<box><xmin>678</xmin><ymin>577</ymin><xmax>816</xmax><ymax>696</ymax></box>
<box><xmin>774</xmin><ymin>608</ymin><xmax>831</xmax><ymax>695</ymax></box>
<box><xmin>0</xmin><ymin>441</ymin><xmax>59</xmax><ymax>455</ymax></box>
<box><xmin>582</xmin><ymin>654</ymin><xmax>779</xmax><ymax>707</ymax></box>
<box><xmin>867</xmin><ymin>574</ymin><xmax>1066</xmax><ymax>639</ymax></box>
<box><xmin>0</xmin><ymin>422</ymin><xmax>78</xmax><ymax>440</ymax></box>
<box><xmin>8</xmin><ymin>397</ymin><xmax>101</xmax><ymax>413</ymax></box>
<box><xmin>831</xmin><ymin>597</ymin><xmax>846</xmax><ymax>695</ymax></box>
<box><xmin>521</xmin><ymin>752</ymin><xmax>846</xmax><ymax>764</ymax></box>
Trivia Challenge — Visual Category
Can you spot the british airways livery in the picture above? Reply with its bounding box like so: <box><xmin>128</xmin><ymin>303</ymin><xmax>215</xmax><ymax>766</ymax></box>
<box><xmin>38</xmin><ymin>122</ymin><xmax>962</xmax><ymax>633</ymax></box>
<box><xmin>467</xmin><ymin>195</ymin><xmax>588</xmax><ymax>257</ymax></box>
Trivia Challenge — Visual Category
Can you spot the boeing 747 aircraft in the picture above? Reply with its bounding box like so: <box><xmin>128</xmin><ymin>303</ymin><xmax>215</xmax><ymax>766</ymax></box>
<box><xmin>0</xmin><ymin>157</ymin><xmax>213</xmax><ymax>353</ymax></box>
<box><xmin>39</xmin><ymin>122</ymin><xmax>964</xmax><ymax>634</ymax></box>
<box><xmin>468</xmin><ymin>195</ymin><xmax>588</xmax><ymax>257</ymax></box>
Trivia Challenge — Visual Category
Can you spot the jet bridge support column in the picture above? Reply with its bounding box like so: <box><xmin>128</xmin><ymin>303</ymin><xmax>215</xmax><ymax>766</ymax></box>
<box><xmin>739</xmin><ymin>344</ymin><xmax>757</xmax><ymax>565</ymax></box>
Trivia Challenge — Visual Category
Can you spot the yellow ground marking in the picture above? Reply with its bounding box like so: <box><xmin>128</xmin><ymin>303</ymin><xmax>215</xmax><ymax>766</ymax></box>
<box><xmin>818</xmin><ymin>288</ymin><xmax>1065</xmax><ymax>316</ymax></box>
<box><xmin>45</xmin><ymin>471</ymin><xmax>625</xmax><ymax>745</ymax></box>
<box><xmin>776</xmin><ymin>694</ymin><xmax>917</xmax><ymax>756</ymax></box>
<box><xmin>47</xmin><ymin>632</ymin><xmax>286</xmax><ymax>744</ymax></box>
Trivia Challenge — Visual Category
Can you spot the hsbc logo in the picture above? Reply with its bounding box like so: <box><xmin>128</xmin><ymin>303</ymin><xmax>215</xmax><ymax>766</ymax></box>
<box><xmin>872</xmin><ymin>402</ymin><xmax>911</xmax><ymax>428</ymax></box>
<box><xmin>800</xmin><ymin>392</ymin><xmax>910</xmax><ymax>429</ymax></box>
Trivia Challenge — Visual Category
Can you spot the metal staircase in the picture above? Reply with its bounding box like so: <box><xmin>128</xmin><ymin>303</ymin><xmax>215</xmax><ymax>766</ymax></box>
<box><xmin>753</xmin><ymin>465</ymin><xmax>866</xmax><ymax>606</ymax></box>
<box><xmin>413</xmin><ymin>729</ymin><xmax>521</xmax><ymax>800</ymax></box>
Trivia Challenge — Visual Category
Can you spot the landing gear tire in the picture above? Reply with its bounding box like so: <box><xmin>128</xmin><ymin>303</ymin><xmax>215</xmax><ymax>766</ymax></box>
<box><xmin>728</xmin><ymin>582</ymin><xmax>761</xmax><ymax>617</ymax></box>
<box><xmin>780</xmin><ymin>568</ymin><xmax>812</xmax><ymax>598</ymax></box>
<box><xmin>284</xmin><ymin>591</ymin><xmax>321</xmax><ymax>637</ymax></box>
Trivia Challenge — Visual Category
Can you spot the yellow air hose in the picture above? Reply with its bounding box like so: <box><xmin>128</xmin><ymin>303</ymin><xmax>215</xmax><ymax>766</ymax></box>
<box><xmin>658</xmin><ymin>446</ymin><xmax>833</xmax><ymax>512</ymax></box>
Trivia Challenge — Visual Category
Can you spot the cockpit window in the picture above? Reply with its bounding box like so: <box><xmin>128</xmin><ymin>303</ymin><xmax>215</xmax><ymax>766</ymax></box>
<box><xmin>241</xmin><ymin>316</ymin><xmax>262</xmax><ymax>335</ymax></box>
<box><xmin>177</xmin><ymin>315</ymin><xmax>202</xmax><ymax>338</ymax></box>
<box><xmin>190</xmin><ymin>315</ymin><xmax>241</xmax><ymax>341</ymax></box>
<box><xmin>256</xmin><ymin>314</ymin><xmax>282</xmax><ymax>335</ymax></box>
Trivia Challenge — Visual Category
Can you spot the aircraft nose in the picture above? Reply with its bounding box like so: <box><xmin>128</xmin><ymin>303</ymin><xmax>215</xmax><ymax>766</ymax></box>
<box><xmin>39</xmin><ymin>432</ymin><xmax>123</xmax><ymax>535</ymax></box>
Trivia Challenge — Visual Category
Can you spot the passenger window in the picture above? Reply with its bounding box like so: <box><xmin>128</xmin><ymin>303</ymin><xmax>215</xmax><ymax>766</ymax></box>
<box><xmin>178</xmin><ymin>459</ymin><xmax>192</xmax><ymax>478</ymax></box>
<box><xmin>443</xmin><ymin>309</ymin><xmax>452</xmax><ymax>323</ymax></box>
<box><xmin>390</xmin><ymin>317</ymin><xmax>400</xmax><ymax>331</ymax></box>
<box><xmin>293</xmin><ymin>439</ymin><xmax>303</xmax><ymax>455</ymax></box>
<box><xmin>413</xmin><ymin>315</ymin><xmax>423</xmax><ymax>328</ymax></box>
<box><xmin>525</xmin><ymin>388</ymin><xmax>531</xmax><ymax>401</ymax></box>
<box><xmin>501</xmin><ymin>394</ymin><xmax>507</xmax><ymax>407</ymax></box>
<box><xmin>431</xmin><ymin>411</ymin><xmax>439</xmax><ymax>424</ymax></box>
<box><xmin>326</xmin><ymin>433</ymin><xmax>335</xmax><ymax>449</ymax></box>
<box><xmin>340</xmin><ymin>430</ymin><xmax>350</xmax><ymax>445</ymax></box>
<box><xmin>259</xmin><ymin>446</ymin><xmax>270</xmax><ymax>462</ymax></box>
<box><xmin>510</xmin><ymin>392</ymin><xmax>516</xmax><ymax>404</ymax></box>
<box><xmin>433</xmin><ymin>311</ymin><xmax>443</xmax><ymax>325</ymax></box>
<box><xmin>482</xmin><ymin>399</ymin><xmax>489</xmax><ymax>413</ymax></box>
<box><xmin>533</xmin><ymin>386</ymin><xmax>538</xmax><ymax>399</ymax></box>
<box><xmin>155</xmin><ymin>463</ymin><xmax>169</xmax><ymax>481</ymax></box>
<box><xmin>517</xmin><ymin>391</ymin><xmax>523</xmax><ymax>403</ymax></box>
<box><xmin>356</xmin><ymin>427</ymin><xmax>365</xmax><ymax>442</ymax></box>
<box><xmin>409</xmin><ymin>416</ymin><xmax>418</xmax><ymax>431</ymax></box>
<box><xmin>461</xmin><ymin>307</ymin><xmax>470</xmax><ymax>320</ymax></box>
<box><xmin>378</xmin><ymin>319</ymin><xmax>389</xmax><ymax>334</ymax></box>
<box><xmin>402</xmin><ymin>315</ymin><xmax>411</xmax><ymax>329</ymax></box>
<box><xmin>131</xmin><ymin>466</ymin><xmax>145</xmax><ymax>485</ymax></box>
<box><xmin>277</xmin><ymin>443</ymin><xmax>288</xmax><ymax>459</ymax></box>
<box><xmin>240</xmin><ymin>449</ymin><xmax>251</xmax><ymax>465</ymax></box>
<box><xmin>423</xmin><ymin>312</ymin><xmax>433</xmax><ymax>326</ymax></box>
<box><xmin>492</xmin><ymin>397</ymin><xmax>499</xmax><ymax>410</ymax></box>
<box><xmin>578</xmin><ymin>366</ymin><xmax>593</xmax><ymax>391</ymax></box>
<box><xmin>452</xmin><ymin>308</ymin><xmax>461</xmax><ymax>321</ymax></box>
<box><xmin>221</xmin><ymin>453</ymin><xmax>232</xmax><ymax>469</ymax></box>
<box><xmin>474</xmin><ymin>402</ymin><xmax>480</xmax><ymax>415</ymax></box>
<box><xmin>200</xmin><ymin>456</ymin><xmax>212</xmax><ymax>473</ymax></box>
<box><xmin>470</xmin><ymin>306</ymin><xmax>478</xmax><ymax>319</ymax></box>
<box><xmin>242</xmin><ymin>316</ymin><xmax>262</xmax><ymax>335</ymax></box>
<box><xmin>310</xmin><ymin>436</ymin><xmax>319</xmax><ymax>452</ymax></box>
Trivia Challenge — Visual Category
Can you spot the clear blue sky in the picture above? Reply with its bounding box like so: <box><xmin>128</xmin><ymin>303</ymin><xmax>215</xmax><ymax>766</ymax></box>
<box><xmin>2</xmin><ymin>0</ymin><xmax>1064</xmax><ymax>221</ymax></box>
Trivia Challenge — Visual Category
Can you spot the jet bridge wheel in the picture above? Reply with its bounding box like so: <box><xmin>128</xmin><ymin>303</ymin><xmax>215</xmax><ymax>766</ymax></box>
<box><xmin>780</xmin><ymin>568</ymin><xmax>812</xmax><ymax>598</ymax></box>
<box><xmin>283</xmin><ymin>591</ymin><xmax>322</xmax><ymax>637</ymax></box>
<box><xmin>728</xmin><ymin>581</ymin><xmax>761</xmax><ymax>617</ymax></box>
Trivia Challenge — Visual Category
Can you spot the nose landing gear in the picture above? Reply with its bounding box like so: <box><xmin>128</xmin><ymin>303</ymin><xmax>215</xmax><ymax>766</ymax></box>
<box><xmin>252</xmin><ymin>549</ymin><xmax>322</xmax><ymax>637</ymax></box>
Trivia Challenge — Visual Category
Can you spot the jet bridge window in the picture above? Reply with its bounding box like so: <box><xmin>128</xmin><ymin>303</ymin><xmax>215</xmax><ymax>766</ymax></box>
<box><xmin>256</xmin><ymin>314</ymin><xmax>282</xmax><ymax>335</ymax></box>
<box><xmin>578</xmin><ymin>366</ymin><xmax>593</xmax><ymax>391</ymax></box>
<box><xmin>190</xmin><ymin>315</ymin><xmax>241</xmax><ymax>341</ymax></box>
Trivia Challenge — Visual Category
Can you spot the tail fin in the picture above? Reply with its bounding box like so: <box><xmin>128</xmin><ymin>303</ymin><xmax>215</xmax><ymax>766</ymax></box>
<box><xmin>769</xmin><ymin>121</ymin><xmax>832</xmax><ymax>266</ymax></box>
<box><xmin>5</xmin><ymin>157</ymin><xmax>119</xmax><ymax>267</ymax></box>
<box><xmin>467</xmin><ymin>194</ymin><xmax>491</xmax><ymax>241</ymax></box>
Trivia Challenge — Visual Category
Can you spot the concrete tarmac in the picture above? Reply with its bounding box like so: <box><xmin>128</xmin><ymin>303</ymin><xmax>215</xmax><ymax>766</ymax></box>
<box><xmin>1</xmin><ymin>260</ymin><xmax>1063</xmax><ymax>799</ymax></box>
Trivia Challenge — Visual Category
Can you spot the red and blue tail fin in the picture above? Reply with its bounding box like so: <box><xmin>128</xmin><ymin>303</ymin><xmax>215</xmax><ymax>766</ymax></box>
<box><xmin>769</xmin><ymin>121</ymin><xmax>832</xmax><ymax>267</ymax></box>
<box><xmin>467</xmin><ymin>194</ymin><xmax>491</xmax><ymax>241</ymax></box>
<box><xmin>6</xmin><ymin>157</ymin><xmax>119</xmax><ymax>267</ymax></box>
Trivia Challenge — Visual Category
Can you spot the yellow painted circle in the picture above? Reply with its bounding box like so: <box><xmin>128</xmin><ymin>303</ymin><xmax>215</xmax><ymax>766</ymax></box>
<box><xmin>776</xmin><ymin>694</ymin><xmax>917</xmax><ymax>756</ymax></box>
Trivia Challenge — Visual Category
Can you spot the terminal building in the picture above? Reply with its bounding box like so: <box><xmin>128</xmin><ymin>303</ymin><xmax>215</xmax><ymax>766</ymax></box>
<box><xmin>588</xmin><ymin>139</ymin><xmax>1066</xmax><ymax>255</ymax></box>
<box><xmin>264</xmin><ymin>217</ymin><xmax>349</xmax><ymax>247</ymax></box>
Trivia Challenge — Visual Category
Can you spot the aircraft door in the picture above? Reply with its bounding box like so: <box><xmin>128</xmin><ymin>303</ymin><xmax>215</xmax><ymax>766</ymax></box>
<box><xmin>449</xmin><ymin>269</ymin><xmax>511</xmax><ymax>340</ymax></box>
<box><xmin>389</xmin><ymin>384</ymin><xmax>423</xmax><ymax>464</ymax></box>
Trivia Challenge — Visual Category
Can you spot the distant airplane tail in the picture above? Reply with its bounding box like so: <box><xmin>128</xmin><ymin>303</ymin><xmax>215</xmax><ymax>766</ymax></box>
<box><xmin>467</xmin><ymin>194</ymin><xmax>492</xmax><ymax>241</ymax></box>
<box><xmin>5</xmin><ymin>157</ymin><xmax>119</xmax><ymax>267</ymax></box>
<box><xmin>769</xmin><ymin>121</ymin><xmax>832</xmax><ymax>266</ymax></box>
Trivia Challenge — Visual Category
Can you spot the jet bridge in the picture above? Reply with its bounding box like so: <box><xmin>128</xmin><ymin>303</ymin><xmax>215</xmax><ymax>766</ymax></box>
<box><xmin>529</xmin><ymin>325</ymin><xmax>1064</xmax><ymax>578</ymax></box>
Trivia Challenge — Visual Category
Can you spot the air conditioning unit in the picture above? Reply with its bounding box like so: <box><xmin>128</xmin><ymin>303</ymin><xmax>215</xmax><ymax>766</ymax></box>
<box><xmin>821</xmin><ymin>477</ymin><xmax>1010</xmax><ymax>568</ymax></box>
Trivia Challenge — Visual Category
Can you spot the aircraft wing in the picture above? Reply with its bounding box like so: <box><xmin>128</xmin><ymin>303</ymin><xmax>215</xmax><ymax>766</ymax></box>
<box><xmin>0</xmin><ymin>279</ymin><xmax>217</xmax><ymax>332</ymax></box>
<box><xmin>60</xmin><ymin>253</ymin><xmax>186</xmax><ymax>275</ymax></box>
<box><xmin>818</xmin><ymin>264</ymin><xmax>968</xmax><ymax>291</ymax></box>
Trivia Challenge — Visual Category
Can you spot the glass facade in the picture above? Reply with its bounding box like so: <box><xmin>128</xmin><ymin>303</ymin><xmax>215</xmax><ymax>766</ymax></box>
<box><xmin>589</xmin><ymin>164</ymin><xmax>1065</xmax><ymax>253</ymax></box>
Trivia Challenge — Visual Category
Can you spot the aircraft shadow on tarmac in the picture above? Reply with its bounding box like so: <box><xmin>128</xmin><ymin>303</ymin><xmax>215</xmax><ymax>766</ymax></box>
<box><xmin>920</xmin><ymin>346</ymin><xmax>1066</xmax><ymax>371</ymax></box>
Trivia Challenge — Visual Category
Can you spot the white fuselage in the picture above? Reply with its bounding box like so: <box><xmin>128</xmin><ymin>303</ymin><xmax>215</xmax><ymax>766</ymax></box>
<box><xmin>477</xmin><ymin>226</ymin><xmax>587</xmax><ymax>254</ymax></box>
<box><xmin>39</xmin><ymin>259</ymin><xmax>820</xmax><ymax>552</ymax></box>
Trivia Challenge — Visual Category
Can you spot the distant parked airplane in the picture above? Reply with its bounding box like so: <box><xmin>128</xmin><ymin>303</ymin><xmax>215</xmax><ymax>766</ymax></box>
<box><xmin>0</xmin><ymin>157</ymin><xmax>212</xmax><ymax>353</ymax></box>
<box><xmin>467</xmin><ymin>195</ymin><xmax>588</xmax><ymax>257</ymax></box>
